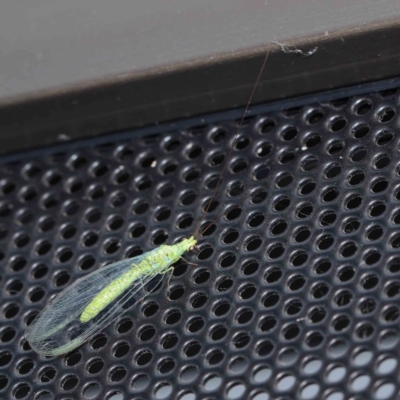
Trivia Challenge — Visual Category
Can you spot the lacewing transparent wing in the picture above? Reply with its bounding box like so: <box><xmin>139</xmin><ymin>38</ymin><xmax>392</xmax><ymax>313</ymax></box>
<box><xmin>26</xmin><ymin>252</ymin><xmax>164</xmax><ymax>357</ymax></box>
<box><xmin>26</xmin><ymin>237</ymin><xmax>196</xmax><ymax>356</ymax></box>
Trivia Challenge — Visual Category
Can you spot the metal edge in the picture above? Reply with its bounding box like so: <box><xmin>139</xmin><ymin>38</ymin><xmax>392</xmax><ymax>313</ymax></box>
<box><xmin>1</xmin><ymin>17</ymin><xmax>400</xmax><ymax>154</ymax></box>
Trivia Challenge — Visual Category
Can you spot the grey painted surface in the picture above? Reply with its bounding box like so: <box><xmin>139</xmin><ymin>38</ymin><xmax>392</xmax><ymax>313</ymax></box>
<box><xmin>1</xmin><ymin>0</ymin><xmax>398</xmax><ymax>100</ymax></box>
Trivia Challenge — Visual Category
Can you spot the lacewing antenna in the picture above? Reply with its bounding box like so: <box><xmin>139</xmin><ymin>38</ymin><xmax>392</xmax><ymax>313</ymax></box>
<box><xmin>193</xmin><ymin>50</ymin><xmax>270</xmax><ymax>241</ymax></box>
<box><xmin>199</xmin><ymin>212</ymin><xmax>227</xmax><ymax>237</ymax></box>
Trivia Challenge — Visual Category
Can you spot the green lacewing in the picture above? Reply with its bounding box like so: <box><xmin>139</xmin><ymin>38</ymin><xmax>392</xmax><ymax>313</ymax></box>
<box><xmin>25</xmin><ymin>52</ymin><xmax>270</xmax><ymax>357</ymax></box>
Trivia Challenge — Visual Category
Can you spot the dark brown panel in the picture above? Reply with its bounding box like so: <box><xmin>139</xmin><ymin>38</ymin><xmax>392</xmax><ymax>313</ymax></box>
<box><xmin>1</xmin><ymin>18</ymin><xmax>400</xmax><ymax>154</ymax></box>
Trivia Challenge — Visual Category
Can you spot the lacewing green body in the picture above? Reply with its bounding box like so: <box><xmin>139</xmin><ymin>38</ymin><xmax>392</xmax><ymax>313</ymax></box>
<box><xmin>26</xmin><ymin>237</ymin><xmax>197</xmax><ymax>356</ymax></box>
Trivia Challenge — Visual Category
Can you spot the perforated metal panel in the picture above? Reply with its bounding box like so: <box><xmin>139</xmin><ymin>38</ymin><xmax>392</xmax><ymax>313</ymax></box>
<box><xmin>1</xmin><ymin>84</ymin><xmax>400</xmax><ymax>400</ymax></box>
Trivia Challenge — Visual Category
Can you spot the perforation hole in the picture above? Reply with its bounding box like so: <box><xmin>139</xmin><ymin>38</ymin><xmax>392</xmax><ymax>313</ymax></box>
<box><xmin>325</xmin><ymin>163</ymin><xmax>342</xmax><ymax>179</ymax></box>
<box><xmin>23</xmin><ymin>163</ymin><xmax>41</xmax><ymax>179</ymax></box>
<box><xmin>371</xmin><ymin>179</ymin><xmax>389</xmax><ymax>195</ymax></box>
<box><xmin>136</xmin><ymin>175</ymin><xmax>153</xmax><ymax>190</ymax></box>
<box><xmin>345</xmin><ymin>194</ymin><xmax>362</xmax><ymax>210</ymax></box>
<box><xmin>347</xmin><ymin>170</ymin><xmax>365</xmax><ymax>186</ymax></box>
<box><xmin>255</xmin><ymin>142</ymin><xmax>272</xmax><ymax>157</ymax></box>
<box><xmin>262</xmin><ymin>291</ymin><xmax>280</xmax><ymax>308</ymax></box>
<box><xmin>308</xmin><ymin>306</ymin><xmax>326</xmax><ymax>323</ymax></box>
<box><xmin>31</xmin><ymin>263</ymin><xmax>49</xmax><ymax>279</ymax></box>
<box><xmin>241</xmin><ymin>260</ymin><xmax>259</xmax><ymax>276</ymax></box>
<box><xmin>6</xmin><ymin>279</ymin><xmax>23</xmax><ymax>295</ymax></box>
<box><xmin>0</xmin><ymin>225</ymin><xmax>7</xmax><ymax>242</ymax></box>
<box><xmin>253</xmin><ymin>165</ymin><xmax>270</xmax><ymax>180</ymax></box>
<box><xmin>186</xmin><ymin>317</ymin><xmax>204</xmax><ymax>333</ymax></box>
<box><xmin>273</xmin><ymin>196</ymin><xmax>290</xmax><ymax>211</ymax></box>
<box><xmin>355</xmin><ymin>99</ymin><xmax>372</xmax><ymax>115</ymax></box>
<box><xmin>235</xmin><ymin>136</ymin><xmax>250</xmax><ymax>150</ymax></box>
<box><xmin>267</xmin><ymin>243</ymin><xmax>285</xmax><ymax>259</ymax></box>
<box><xmin>210</xmin><ymin>128</ymin><xmax>228</xmax><ymax>143</ymax></box>
<box><xmin>319</xmin><ymin>210</ymin><xmax>337</xmax><ymax>226</ymax></box>
<box><xmin>37</xmin><ymin>216</ymin><xmax>54</xmax><ymax>232</ymax></box>
<box><xmin>184</xmin><ymin>341</ymin><xmax>201</xmax><ymax>357</ymax></box>
<box><xmin>287</xmin><ymin>275</ymin><xmax>306</xmax><ymax>291</ymax></box>
<box><xmin>0</xmin><ymin>179</ymin><xmax>15</xmax><ymax>195</ymax></box>
<box><xmin>87</xmin><ymin>184</ymin><xmax>106</xmax><ymax>201</ymax></box>
<box><xmin>247</xmin><ymin>212</ymin><xmax>265</xmax><ymax>228</ymax></box>
<box><xmin>293</xmin><ymin>226</ymin><xmax>311</xmax><ymax>243</ymax></box>
<box><xmin>135</xmin><ymin>349</ymin><xmax>152</xmax><ymax>365</ymax></box>
<box><xmin>350</xmin><ymin>146</ymin><xmax>367</xmax><ymax>162</ymax></box>
<box><xmin>376</xmin><ymin>129</ymin><xmax>394</xmax><ymax>146</ymax></box>
<box><xmin>264</xmin><ymin>267</ymin><xmax>282</xmax><ymax>284</ymax></box>
<box><xmin>382</xmin><ymin>306</ymin><xmax>400</xmax><ymax>323</ymax></box>
<box><xmin>307</xmin><ymin>109</ymin><xmax>324</xmax><ymax>124</ymax></box>
<box><xmin>193</xmin><ymin>269</ymin><xmax>211</xmax><ymax>285</ymax></box>
<box><xmin>12</xmin><ymin>383</ymin><xmax>31</xmax><ymax>399</ymax></box>
<box><xmin>316</xmin><ymin>235</ymin><xmax>334</xmax><ymax>250</ymax></box>
<box><xmin>352</xmin><ymin>124</ymin><xmax>370</xmax><ymax>138</ymax></box>
<box><xmin>190</xmin><ymin>292</ymin><xmax>207</xmax><ymax>308</ymax></box>
<box><xmin>89</xmin><ymin>334</ymin><xmax>107</xmax><ymax>351</ymax></box>
<box><xmin>44</xmin><ymin>170</ymin><xmax>62</xmax><ymax>186</ymax></box>
<box><xmin>15</xmin><ymin>210</ymin><xmax>32</xmax><ymax>227</ymax></box>
<box><xmin>311</xmin><ymin>283</ymin><xmax>329</xmax><ymax>299</ymax></box>
<box><xmin>259</xmin><ymin>119</ymin><xmax>276</xmax><ymax>133</ymax></box>
<box><xmin>281</xmin><ymin>126</ymin><xmax>298</xmax><ymax>141</ymax></box>
<box><xmin>216</xmin><ymin>276</ymin><xmax>234</xmax><ymax>292</ymax></box>
<box><xmin>28</xmin><ymin>287</ymin><xmax>45</xmax><ymax>303</ymax></box>
<box><xmin>387</xmin><ymin>257</ymin><xmax>400</xmax><ymax>273</ymax></box>
<box><xmin>364</xmin><ymin>250</ymin><xmax>381</xmax><ymax>266</ymax></box>
<box><xmin>279</xmin><ymin>150</ymin><xmax>296</xmax><ymax>164</ymax></box>
<box><xmin>35</xmin><ymin>240</ymin><xmax>52</xmax><ymax>256</ymax></box>
<box><xmin>231</xmin><ymin>159</ymin><xmax>247</xmax><ymax>175</ymax></box>
<box><xmin>337</xmin><ymin>266</ymin><xmax>355</xmax><ymax>282</ymax></box>
<box><xmin>164</xmin><ymin>138</ymin><xmax>181</xmax><ymax>151</ymax></box>
<box><xmin>330</xmin><ymin>117</ymin><xmax>347</xmax><ymax>131</ymax></box>
<box><xmin>90</xmin><ymin>161</ymin><xmax>109</xmax><ymax>178</ymax></box>
<box><xmin>77</xmin><ymin>255</ymin><xmax>95</xmax><ymax>271</ymax></box>
<box><xmin>373</xmin><ymin>153</ymin><xmax>391</xmax><ymax>170</ymax></box>
<box><xmin>155</xmin><ymin>207</ymin><xmax>171</xmax><ymax>222</ymax></box>
<box><xmin>304</xmin><ymin>134</ymin><xmax>321</xmax><ymax>148</ymax></box>
<box><xmin>299</xmin><ymin>180</ymin><xmax>316</xmax><ymax>195</ymax></box>
<box><xmin>63</xmin><ymin>199</ymin><xmax>79</xmax><ymax>216</ymax></box>
<box><xmin>276</xmin><ymin>173</ymin><xmax>293</xmax><ymax>188</ymax></box>
<box><xmin>270</xmin><ymin>219</ymin><xmax>288</xmax><ymax>235</ymax></box>
<box><xmin>82</xmin><ymin>232</ymin><xmax>98</xmax><ymax>247</ymax></box>
<box><xmin>296</xmin><ymin>203</ymin><xmax>314</xmax><ymax>219</ymax></box>
<box><xmin>159</xmin><ymin>333</ymin><xmax>178</xmax><ymax>350</ymax></box>
<box><xmin>103</xmin><ymin>238</ymin><xmax>121</xmax><ymax>254</ymax></box>
<box><xmin>377</xmin><ymin>107</ymin><xmax>395</xmax><ymax>122</ymax></box>
<box><xmin>3</xmin><ymin>303</ymin><xmax>20</xmax><ymax>319</ymax></box>
<box><xmin>0</xmin><ymin>351</ymin><xmax>12</xmax><ymax>368</ymax></box>
<box><xmin>285</xmin><ymin>299</ymin><xmax>303</xmax><ymax>316</ymax></box>
<box><xmin>291</xmin><ymin>250</ymin><xmax>308</xmax><ymax>267</ymax></box>
<box><xmin>358</xmin><ymin>298</ymin><xmax>376</xmax><ymax>314</ymax></box>
<box><xmin>301</xmin><ymin>156</ymin><xmax>318</xmax><ymax>171</ymax></box>
<box><xmin>12</xmin><ymin>233</ymin><xmax>30</xmax><ymax>250</ymax></box>
<box><xmin>222</xmin><ymin>230</ymin><xmax>239</xmax><ymax>244</ymax></box>
<box><xmin>9</xmin><ymin>256</ymin><xmax>27</xmax><ymax>272</ymax></box>
<box><xmin>366</xmin><ymin>225</ymin><xmax>383</xmax><ymax>241</ymax></box>
<box><xmin>233</xmin><ymin>332</ymin><xmax>251</xmax><ymax>348</ymax></box>
<box><xmin>327</xmin><ymin>140</ymin><xmax>344</xmax><ymax>155</ymax></box>
<box><xmin>322</xmin><ymin>187</ymin><xmax>339</xmax><ymax>202</ymax></box>
<box><xmin>369</xmin><ymin>201</ymin><xmax>386</xmax><ymax>217</ymax></box>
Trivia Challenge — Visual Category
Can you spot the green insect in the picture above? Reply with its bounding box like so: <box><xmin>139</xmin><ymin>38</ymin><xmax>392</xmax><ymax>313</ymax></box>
<box><xmin>25</xmin><ymin>52</ymin><xmax>270</xmax><ymax>357</ymax></box>
<box><xmin>26</xmin><ymin>236</ymin><xmax>198</xmax><ymax>356</ymax></box>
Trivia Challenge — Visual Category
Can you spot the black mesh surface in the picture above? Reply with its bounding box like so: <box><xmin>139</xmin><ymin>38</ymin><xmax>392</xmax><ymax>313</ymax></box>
<box><xmin>1</xmin><ymin>84</ymin><xmax>400</xmax><ymax>400</ymax></box>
